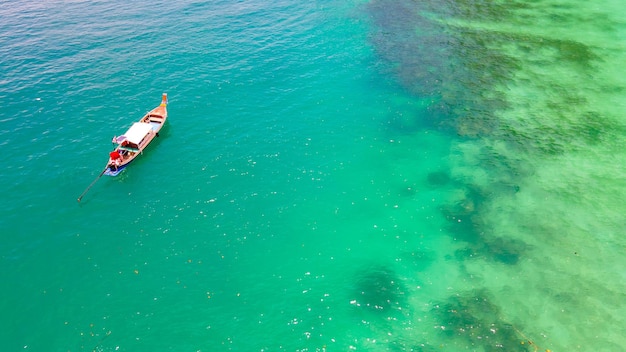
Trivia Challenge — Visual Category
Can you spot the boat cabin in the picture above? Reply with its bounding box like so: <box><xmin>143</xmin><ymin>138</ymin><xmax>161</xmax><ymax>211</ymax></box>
<box><xmin>114</xmin><ymin>122</ymin><xmax>154</xmax><ymax>151</ymax></box>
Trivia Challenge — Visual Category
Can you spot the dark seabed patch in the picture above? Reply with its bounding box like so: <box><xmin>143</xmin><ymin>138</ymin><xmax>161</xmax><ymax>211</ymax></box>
<box><xmin>426</xmin><ymin>171</ymin><xmax>450</xmax><ymax>187</ymax></box>
<box><xmin>350</xmin><ymin>265</ymin><xmax>408</xmax><ymax>316</ymax></box>
<box><xmin>440</xmin><ymin>183</ymin><xmax>528</xmax><ymax>264</ymax></box>
<box><xmin>432</xmin><ymin>290</ymin><xmax>533</xmax><ymax>351</ymax></box>
<box><xmin>365</xmin><ymin>0</ymin><xmax>518</xmax><ymax>136</ymax></box>
<box><xmin>453</xmin><ymin>236</ymin><xmax>528</xmax><ymax>265</ymax></box>
<box><xmin>364</xmin><ymin>0</ymin><xmax>614</xmax><ymax>157</ymax></box>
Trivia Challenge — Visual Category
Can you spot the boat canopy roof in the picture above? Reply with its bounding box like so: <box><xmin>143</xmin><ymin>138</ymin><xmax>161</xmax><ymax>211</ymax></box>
<box><xmin>118</xmin><ymin>122</ymin><xmax>153</xmax><ymax>145</ymax></box>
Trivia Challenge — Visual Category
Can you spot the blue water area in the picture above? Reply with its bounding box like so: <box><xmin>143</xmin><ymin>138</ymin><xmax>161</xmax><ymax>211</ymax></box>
<box><xmin>1</xmin><ymin>0</ymin><xmax>625</xmax><ymax>351</ymax></box>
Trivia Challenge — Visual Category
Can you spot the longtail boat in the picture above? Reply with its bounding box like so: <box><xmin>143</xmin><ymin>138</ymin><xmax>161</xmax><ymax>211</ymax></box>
<box><xmin>105</xmin><ymin>93</ymin><xmax>168</xmax><ymax>176</ymax></box>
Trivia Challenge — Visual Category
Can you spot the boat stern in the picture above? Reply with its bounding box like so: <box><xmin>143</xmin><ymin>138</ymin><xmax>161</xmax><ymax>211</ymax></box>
<box><xmin>103</xmin><ymin>165</ymin><xmax>125</xmax><ymax>176</ymax></box>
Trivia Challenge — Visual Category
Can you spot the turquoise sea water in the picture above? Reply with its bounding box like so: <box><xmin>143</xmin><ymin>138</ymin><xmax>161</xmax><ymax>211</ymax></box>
<box><xmin>1</xmin><ymin>0</ymin><xmax>625</xmax><ymax>351</ymax></box>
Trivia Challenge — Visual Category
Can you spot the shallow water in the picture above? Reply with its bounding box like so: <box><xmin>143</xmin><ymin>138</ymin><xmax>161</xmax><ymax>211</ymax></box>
<box><xmin>1</xmin><ymin>0</ymin><xmax>625</xmax><ymax>351</ymax></box>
